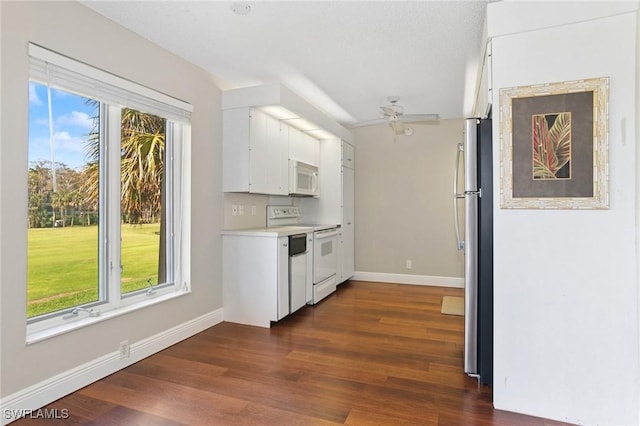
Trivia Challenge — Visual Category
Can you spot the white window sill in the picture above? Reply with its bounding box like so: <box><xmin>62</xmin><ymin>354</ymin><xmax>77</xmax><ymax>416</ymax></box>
<box><xmin>26</xmin><ymin>289</ymin><xmax>191</xmax><ymax>345</ymax></box>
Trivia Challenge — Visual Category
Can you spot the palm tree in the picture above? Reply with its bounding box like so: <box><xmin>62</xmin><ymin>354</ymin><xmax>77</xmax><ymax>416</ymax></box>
<box><xmin>83</xmin><ymin>103</ymin><xmax>167</xmax><ymax>286</ymax></box>
<box><xmin>83</xmin><ymin>104</ymin><xmax>166</xmax><ymax>225</ymax></box>
<box><xmin>119</xmin><ymin>108</ymin><xmax>165</xmax><ymax>224</ymax></box>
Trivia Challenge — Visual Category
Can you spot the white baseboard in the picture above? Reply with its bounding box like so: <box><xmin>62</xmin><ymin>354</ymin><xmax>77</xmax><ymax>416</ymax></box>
<box><xmin>0</xmin><ymin>308</ymin><xmax>224</xmax><ymax>425</ymax></box>
<box><xmin>352</xmin><ymin>271</ymin><xmax>464</xmax><ymax>288</ymax></box>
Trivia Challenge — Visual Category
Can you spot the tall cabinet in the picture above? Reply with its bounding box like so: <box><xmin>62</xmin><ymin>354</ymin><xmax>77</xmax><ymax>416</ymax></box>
<box><xmin>341</xmin><ymin>142</ymin><xmax>355</xmax><ymax>281</ymax></box>
<box><xmin>301</xmin><ymin>138</ymin><xmax>355</xmax><ymax>283</ymax></box>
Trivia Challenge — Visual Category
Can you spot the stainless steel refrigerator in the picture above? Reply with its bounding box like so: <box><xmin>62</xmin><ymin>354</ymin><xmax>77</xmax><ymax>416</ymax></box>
<box><xmin>454</xmin><ymin>117</ymin><xmax>493</xmax><ymax>386</ymax></box>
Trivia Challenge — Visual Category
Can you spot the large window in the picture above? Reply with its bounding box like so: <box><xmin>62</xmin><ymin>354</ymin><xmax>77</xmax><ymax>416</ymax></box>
<box><xmin>27</xmin><ymin>44</ymin><xmax>191</xmax><ymax>337</ymax></box>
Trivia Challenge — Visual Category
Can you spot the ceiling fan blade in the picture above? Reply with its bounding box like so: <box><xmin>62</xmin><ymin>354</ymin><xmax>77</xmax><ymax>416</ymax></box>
<box><xmin>400</xmin><ymin>113</ymin><xmax>440</xmax><ymax>123</ymax></box>
<box><xmin>380</xmin><ymin>106</ymin><xmax>395</xmax><ymax>116</ymax></box>
<box><xmin>348</xmin><ymin>117</ymin><xmax>388</xmax><ymax>128</ymax></box>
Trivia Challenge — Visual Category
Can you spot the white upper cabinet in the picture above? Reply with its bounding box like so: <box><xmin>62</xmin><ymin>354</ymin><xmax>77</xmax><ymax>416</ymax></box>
<box><xmin>288</xmin><ymin>126</ymin><xmax>320</xmax><ymax>166</ymax></box>
<box><xmin>223</xmin><ymin>107</ymin><xmax>289</xmax><ymax>195</ymax></box>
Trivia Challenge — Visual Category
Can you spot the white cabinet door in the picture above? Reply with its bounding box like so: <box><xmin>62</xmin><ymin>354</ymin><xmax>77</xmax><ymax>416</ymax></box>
<box><xmin>305</xmin><ymin>233</ymin><xmax>314</xmax><ymax>304</ymax></box>
<box><xmin>222</xmin><ymin>235</ymin><xmax>279</xmax><ymax>327</ymax></box>
<box><xmin>248</xmin><ymin>110</ymin><xmax>268</xmax><ymax>194</ymax></box>
<box><xmin>223</xmin><ymin>108</ymin><xmax>288</xmax><ymax>196</ymax></box>
<box><xmin>249</xmin><ymin>110</ymin><xmax>288</xmax><ymax>195</ymax></box>
<box><xmin>289</xmin><ymin>126</ymin><xmax>320</xmax><ymax>166</ymax></box>
<box><xmin>222</xmin><ymin>107</ymin><xmax>251</xmax><ymax>192</ymax></box>
<box><xmin>277</xmin><ymin>236</ymin><xmax>289</xmax><ymax>320</ymax></box>
<box><xmin>290</xmin><ymin>252</ymin><xmax>307</xmax><ymax>313</ymax></box>
<box><xmin>341</xmin><ymin>166</ymin><xmax>355</xmax><ymax>280</ymax></box>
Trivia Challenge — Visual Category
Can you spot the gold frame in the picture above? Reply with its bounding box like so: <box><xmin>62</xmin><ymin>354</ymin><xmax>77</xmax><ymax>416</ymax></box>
<box><xmin>499</xmin><ymin>77</ymin><xmax>609</xmax><ymax>209</ymax></box>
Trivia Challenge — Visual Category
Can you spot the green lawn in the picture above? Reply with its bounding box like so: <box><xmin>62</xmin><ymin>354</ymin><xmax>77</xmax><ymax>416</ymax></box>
<box><xmin>28</xmin><ymin>224</ymin><xmax>161</xmax><ymax>318</ymax></box>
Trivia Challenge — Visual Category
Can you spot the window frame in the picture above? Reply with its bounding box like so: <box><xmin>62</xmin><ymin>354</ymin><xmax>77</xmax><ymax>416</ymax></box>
<box><xmin>26</xmin><ymin>45</ymin><xmax>192</xmax><ymax>342</ymax></box>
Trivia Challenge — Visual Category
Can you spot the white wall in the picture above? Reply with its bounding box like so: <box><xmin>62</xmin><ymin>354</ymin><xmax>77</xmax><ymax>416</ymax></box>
<box><xmin>489</xmin><ymin>2</ymin><xmax>639</xmax><ymax>424</ymax></box>
<box><xmin>353</xmin><ymin>120</ymin><xmax>464</xmax><ymax>284</ymax></box>
<box><xmin>0</xmin><ymin>0</ymin><xmax>223</xmax><ymax>406</ymax></box>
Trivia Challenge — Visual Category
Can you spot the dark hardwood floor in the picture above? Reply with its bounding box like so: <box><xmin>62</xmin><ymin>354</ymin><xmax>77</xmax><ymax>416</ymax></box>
<box><xmin>14</xmin><ymin>281</ymin><xmax>570</xmax><ymax>425</ymax></box>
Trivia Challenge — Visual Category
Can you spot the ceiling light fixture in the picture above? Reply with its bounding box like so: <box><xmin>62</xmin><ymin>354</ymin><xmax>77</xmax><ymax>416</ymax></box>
<box><xmin>230</xmin><ymin>2</ymin><xmax>251</xmax><ymax>15</ymax></box>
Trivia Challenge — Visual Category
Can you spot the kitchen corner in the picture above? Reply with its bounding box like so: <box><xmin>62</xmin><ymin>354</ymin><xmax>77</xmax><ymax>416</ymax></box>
<box><xmin>221</xmin><ymin>84</ymin><xmax>355</xmax><ymax>328</ymax></box>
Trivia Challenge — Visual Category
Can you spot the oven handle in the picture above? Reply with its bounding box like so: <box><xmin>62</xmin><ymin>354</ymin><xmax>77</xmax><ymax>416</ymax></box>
<box><xmin>314</xmin><ymin>229</ymin><xmax>339</xmax><ymax>239</ymax></box>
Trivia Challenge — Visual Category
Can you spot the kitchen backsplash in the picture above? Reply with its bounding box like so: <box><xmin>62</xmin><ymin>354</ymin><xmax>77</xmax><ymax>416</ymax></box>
<box><xmin>223</xmin><ymin>193</ymin><xmax>298</xmax><ymax>229</ymax></box>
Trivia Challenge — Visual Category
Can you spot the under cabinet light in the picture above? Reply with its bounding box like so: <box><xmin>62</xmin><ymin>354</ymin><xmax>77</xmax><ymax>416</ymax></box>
<box><xmin>282</xmin><ymin>117</ymin><xmax>318</xmax><ymax>131</ymax></box>
<box><xmin>258</xmin><ymin>105</ymin><xmax>337</xmax><ymax>140</ymax></box>
<box><xmin>260</xmin><ymin>105</ymin><xmax>298</xmax><ymax>120</ymax></box>
<box><xmin>306</xmin><ymin>129</ymin><xmax>335</xmax><ymax>140</ymax></box>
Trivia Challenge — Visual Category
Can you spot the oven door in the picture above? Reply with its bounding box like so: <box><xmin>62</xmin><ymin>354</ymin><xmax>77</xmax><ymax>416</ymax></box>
<box><xmin>313</xmin><ymin>228</ymin><xmax>339</xmax><ymax>284</ymax></box>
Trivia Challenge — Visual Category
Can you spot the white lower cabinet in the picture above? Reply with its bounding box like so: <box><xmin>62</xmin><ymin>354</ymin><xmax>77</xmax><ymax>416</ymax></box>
<box><xmin>222</xmin><ymin>235</ymin><xmax>289</xmax><ymax>327</ymax></box>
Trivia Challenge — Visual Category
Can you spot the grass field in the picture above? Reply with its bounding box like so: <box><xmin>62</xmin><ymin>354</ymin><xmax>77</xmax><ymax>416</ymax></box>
<box><xmin>28</xmin><ymin>224</ymin><xmax>161</xmax><ymax>318</ymax></box>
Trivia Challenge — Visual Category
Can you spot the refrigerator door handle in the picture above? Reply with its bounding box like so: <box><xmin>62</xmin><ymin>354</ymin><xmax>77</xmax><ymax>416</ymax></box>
<box><xmin>453</xmin><ymin>143</ymin><xmax>464</xmax><ymax>251</ymax></box>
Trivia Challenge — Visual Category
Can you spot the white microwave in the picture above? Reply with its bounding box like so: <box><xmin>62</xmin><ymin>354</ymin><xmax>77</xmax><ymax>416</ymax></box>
<box><xmin>289</xmin><ymin>160</ymin><xmax>319</xmax><ymax>197</ymax></box>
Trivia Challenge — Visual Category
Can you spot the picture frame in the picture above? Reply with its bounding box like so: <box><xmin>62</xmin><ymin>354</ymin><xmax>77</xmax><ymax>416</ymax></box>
<box><xmin>499</xmin><ymin>77</ymin><xmax>609</xmax><ymax>209</ymax></box>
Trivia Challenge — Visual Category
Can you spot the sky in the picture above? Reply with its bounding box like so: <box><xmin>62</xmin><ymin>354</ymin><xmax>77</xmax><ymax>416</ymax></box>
<box><xmin>28</xmin><ymin>82</ymin><xmax>95</xmax><ymax>171</ymax></box>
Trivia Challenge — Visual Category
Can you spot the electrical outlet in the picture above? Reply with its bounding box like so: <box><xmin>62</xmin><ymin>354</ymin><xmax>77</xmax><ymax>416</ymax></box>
<box><xmin>405</xmin><ymin>260</ymin><xmax>412</xmax><ymax>269</ymax></box>
<box><xmin>119</xmin><ymin>340</ymin><xmax>130</xmax><ymax>359</ymax></box>
<box><xmin>231</xmin><ymin>205</ymin><xmax>238</xmax><ymax>216</ymax></box>
<box><xmin>238</xmin><ymin>205</ymin><xmax>245</xmax><ymax>216</ymax></box>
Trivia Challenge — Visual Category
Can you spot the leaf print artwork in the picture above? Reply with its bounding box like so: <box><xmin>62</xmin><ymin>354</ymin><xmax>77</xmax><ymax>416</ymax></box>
<box><xmin>532</xmin><ymin>112</ymin><xmax>571</xmax><ymax>179</ymax></box>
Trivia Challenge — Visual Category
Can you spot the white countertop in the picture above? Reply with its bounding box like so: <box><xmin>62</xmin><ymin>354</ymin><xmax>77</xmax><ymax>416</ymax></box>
<box><xmin>222</xmin><ymin>224</ymin><xmax>339</xmax><ymax>237</ymax></box>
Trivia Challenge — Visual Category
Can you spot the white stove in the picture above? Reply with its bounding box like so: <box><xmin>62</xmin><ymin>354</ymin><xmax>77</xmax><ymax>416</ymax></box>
<box><xmin>266</xmin><ymin>206</ymin><xmax>337</xmax><ymax>232</ymax></box>
<box><xmin>267</xmin><ymin>206</ymin><xmax>339</xmax><ymax>304</ymax></box>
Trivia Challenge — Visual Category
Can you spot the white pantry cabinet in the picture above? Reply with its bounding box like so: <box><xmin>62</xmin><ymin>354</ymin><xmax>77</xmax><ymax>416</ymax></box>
<box><xmin>341</xmin><ymin>156</ymin><xmax>355</xmax><ymax>280</ymax></box>
<box><xmin>222</xmin><ymin>234</ymin><xmax>289</xmax><ymax>327</ymax></box>
<box><xmin>223</xmin><ymin>107</ymin><xmax>288</xmax><ymax>195</ymax></box>
<box><xmin>300</xmin><ymin>139</ymin><xmax>355</xmax><ymax>283</ymax></box>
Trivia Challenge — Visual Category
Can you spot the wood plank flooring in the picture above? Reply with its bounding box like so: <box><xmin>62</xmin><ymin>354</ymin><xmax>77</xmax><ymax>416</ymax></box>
<box><xmin>13</xmin><ymin>281</ymin><xmax>571</xmax><ymax>425</ymax></box>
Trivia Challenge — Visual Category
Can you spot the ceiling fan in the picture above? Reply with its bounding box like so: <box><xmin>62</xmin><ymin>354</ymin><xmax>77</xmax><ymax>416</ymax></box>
<box><xmin>380</xmin><ymin>96</ymin><xmax>439</xmax><ymax>137</ymax></box>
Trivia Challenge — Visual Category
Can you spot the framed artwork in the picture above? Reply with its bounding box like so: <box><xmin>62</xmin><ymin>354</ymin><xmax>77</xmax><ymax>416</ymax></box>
<box><xmin>499</xmin><ymin>77</ymin><xmax>609</xmax><ymax>209</ymax></box>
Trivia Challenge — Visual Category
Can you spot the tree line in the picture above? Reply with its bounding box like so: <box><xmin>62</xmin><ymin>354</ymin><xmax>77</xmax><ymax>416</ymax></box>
<box><xmin>28</xmin><ymin>106</ymin><xmax>166</xmax><ymax>229</ymax></box>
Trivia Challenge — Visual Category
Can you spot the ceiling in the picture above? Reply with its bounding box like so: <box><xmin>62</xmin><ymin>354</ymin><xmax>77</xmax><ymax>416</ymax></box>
<box><xmin>81</xmin><ymin>1</ymin><xmax>491</xmax><ymax>128</ymax></box>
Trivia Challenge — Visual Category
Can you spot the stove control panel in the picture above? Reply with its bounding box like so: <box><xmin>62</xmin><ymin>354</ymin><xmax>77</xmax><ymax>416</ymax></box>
<box><xmin>267</xmin><ymin>205</ymin><xmax>302</xmax><ymax>227</ymax></box>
